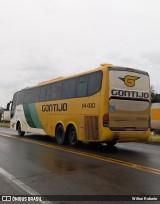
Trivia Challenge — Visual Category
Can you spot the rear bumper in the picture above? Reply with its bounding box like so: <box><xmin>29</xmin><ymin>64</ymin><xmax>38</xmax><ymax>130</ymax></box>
<box><xmin>101</xmin><ymin>128</ymin><xmax>150</xmax><ymax>143</ymax></box>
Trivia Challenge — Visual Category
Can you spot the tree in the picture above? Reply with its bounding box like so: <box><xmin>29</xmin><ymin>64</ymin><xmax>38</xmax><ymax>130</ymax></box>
<box><xmin>151</xmin><ymin>86</ymin><xmax>160</xmax><ymax>103</ymax></box>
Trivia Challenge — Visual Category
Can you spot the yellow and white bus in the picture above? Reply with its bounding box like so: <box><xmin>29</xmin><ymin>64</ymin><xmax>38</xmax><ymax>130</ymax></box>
<box><xmin>151</xmin><ymin>103</ymin><xmax>160</xmax><ymax>132</ymax></box>
<box><xmin>10</xmin><ymin>64</ymin><xmax>150</xmax><ymax>146</ymax></box>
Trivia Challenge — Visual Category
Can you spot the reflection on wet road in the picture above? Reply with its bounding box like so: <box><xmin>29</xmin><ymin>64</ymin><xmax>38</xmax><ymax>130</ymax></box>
<box><xmin>0</xmin><ymin>127</ymin><xmax>160</xmax><ymax>202</ymax></box>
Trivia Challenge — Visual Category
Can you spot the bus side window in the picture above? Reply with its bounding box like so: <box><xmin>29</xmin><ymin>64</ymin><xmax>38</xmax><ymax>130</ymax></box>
<box><xmin>31</xmin><ymin>88</ymin><xmax>40</xmax><ymax>103</ymax></box>
<box><xmin>13</xmin><ymin>93</ymin><xmax>18</xmax><ymax>107</ymax></box>
<box><xmin>24</xmin><ymin>89</ymin><xmax>31</xmax><ymax>104</ymax></box>
<box><xmin>50</xmin><ymin>82</ymin><xmax>62</xmax><ymax>100</ymax></box>
<box><xmin>62</xmin><ymin>79</ymin><xmax>76</xmax><ymax>99</ymax></box>
<box><xmin>11</xmin><ymin>93</ymin><xmax>17</xmax><ymax>111</ymax></box>
<box><xmin>87</xmin><ymin>71</ymin><xmax>102</xmax><ymax>96</ymax></box>
<box><xmin>40</xmin><ymin>85</ymin><xmax>50</xmax><ymax>102</ymax></box>
<box><xmin>17</xmin><ymin>91</ymin><xmax>24</xmax><ymax>105</ymax></box>
<box><xmin>77</xmin><ymin>75</ymin><xmax>88</xmax><ymax>97</ymax></box>
<box><xmin>11</xmin><ymin>92</ymin><xmax>18</xmax><ymax>118</ymax></box>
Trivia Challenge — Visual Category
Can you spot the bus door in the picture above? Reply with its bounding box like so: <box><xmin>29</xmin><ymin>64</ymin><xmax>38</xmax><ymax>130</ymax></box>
<box><xmin>109</xmin><ymin>67</ymin><xmax>150</xmax><ymax>131</ymax></box>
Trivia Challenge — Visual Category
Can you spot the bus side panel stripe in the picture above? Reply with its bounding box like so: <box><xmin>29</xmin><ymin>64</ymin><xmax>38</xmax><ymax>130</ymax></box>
<box><xmin>23</xmin><ymin>104</ymin><xmax>43</xmax><ymax>129</ymax></box>
<box><xmin>23</xmin><ymin>104</ymin><xmax>36</xmax><ymax>128</ymax></box>
<box><xmin>29</xmin><ymin>104</ymin><xmax>43</xmax><ymax>129</ymax></box>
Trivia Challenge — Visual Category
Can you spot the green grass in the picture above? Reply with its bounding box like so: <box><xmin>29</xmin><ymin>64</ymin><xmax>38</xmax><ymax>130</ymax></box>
<box><xmin>148</xmin><ymin>134</ymin><xmax>160</xmax><ymax>143</ymax></box>
<box><xmin>0</xmin><ymin>122</ymin><xmax>10</xmax><ymax>128</ymax></box>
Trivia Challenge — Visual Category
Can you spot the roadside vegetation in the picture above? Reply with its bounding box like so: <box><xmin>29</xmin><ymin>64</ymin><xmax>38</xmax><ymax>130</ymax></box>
<box><xmin>149</xmin><ymin>131</ymin><xmax>160</xmax><ymax>142</ymax></box>
<box><xmin>0</xmin><ymin>122</ymin><xmax>10</xmax><ymax>128</ymax></box>
<box><xmin>151</xmin><ymin>86</ymin><xmax>160</xmax><ymax>103</ymax></box>
<box><xmin>148</xmin><ymin>135</ymin><xmax>160</xmax><ymax>142</ymax></box>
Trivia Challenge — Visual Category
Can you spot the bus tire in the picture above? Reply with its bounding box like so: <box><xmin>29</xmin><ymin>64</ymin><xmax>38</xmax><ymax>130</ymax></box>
<box><xmin>106</xmin><ymin>141</ymin><xmax>117</xmax><ymax>147</ymax></box>
<box><xmin>56</xmin><ymin>125</ymin><xmax>66</xmax><ymax>145</ymax></box>
<box><xmin>17</xmin><ymin>123</ymin><xmax>25</xmax><ymax>136</ymax></box>
<box><xmin>68</xmin><ymin>126</ymin><xmax>79</xmax><ymax>146</ymax></box>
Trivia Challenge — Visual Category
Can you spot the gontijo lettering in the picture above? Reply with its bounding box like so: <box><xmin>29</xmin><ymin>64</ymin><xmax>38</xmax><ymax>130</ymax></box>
<box><xmin>42</xmin><ymin>103</ymin><xmax>67</xmax><ymax>112</ymax></box>
<box><xmin>111</xmin><ymin>89</ymin><xmax>149</xmax><ymax>99</ymax></box>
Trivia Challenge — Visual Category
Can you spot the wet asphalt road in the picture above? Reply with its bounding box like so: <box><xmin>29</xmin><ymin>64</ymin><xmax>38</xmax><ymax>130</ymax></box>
<box><xmin>0</xmin><ymin>127</ymin><xmax>160</xmax><ymax>203</ymax></box>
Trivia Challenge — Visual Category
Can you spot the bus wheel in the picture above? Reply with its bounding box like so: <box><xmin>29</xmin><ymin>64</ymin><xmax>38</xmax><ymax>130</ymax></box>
<box><xmin>106</xmin><ymin>141</ymin><xmax>117</xmax><ymax>147</ymax></box>
<box><xmin>17</xmin><ymin>123</ymin><xmax>25</xmax><ymax>136</ymax></box>
<box><xmin>56</xmin><ymin>125</ymin><xmax>66</xmax><ymax>145</ymax></box>
<box><xmin>68</xmin><ymin>126</ymin><xmax>79</xmax><ymax>146</ymax></box>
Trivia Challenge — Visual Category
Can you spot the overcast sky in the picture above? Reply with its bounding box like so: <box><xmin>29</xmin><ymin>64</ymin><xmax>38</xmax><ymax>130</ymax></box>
<box><xmin>0</xmin><ymin>0</ymin><xmax>160</xmax><ymax>108</ymax></box>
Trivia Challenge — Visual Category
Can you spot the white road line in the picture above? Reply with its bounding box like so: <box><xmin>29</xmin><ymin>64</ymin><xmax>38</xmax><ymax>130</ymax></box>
<box><xmin>0</xmin><ymin>167</ymin><xmax>53</xmax><ymax>204</ymax></box>
<box><xmin>0</xmin><ymin>133</ymin><xmax>14</xmax><ymax>138</ymax></box>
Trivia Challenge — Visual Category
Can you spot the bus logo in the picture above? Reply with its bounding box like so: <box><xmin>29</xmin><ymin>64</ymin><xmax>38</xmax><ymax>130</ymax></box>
<box><xmin>118</xmin><ymin>75</ymin><xmax>140</xmax><ymax>87</ymax></box>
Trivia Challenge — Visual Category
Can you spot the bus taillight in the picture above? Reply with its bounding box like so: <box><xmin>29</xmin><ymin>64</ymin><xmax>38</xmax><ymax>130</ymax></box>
<box><xmin>103</xmin><ymin>113</ymin><xmax>109</xmax><ymax>127</ymax></box>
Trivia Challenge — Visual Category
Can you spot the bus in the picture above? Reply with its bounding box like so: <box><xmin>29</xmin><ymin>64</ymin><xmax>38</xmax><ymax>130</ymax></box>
<box><xmin>10</xmin><ymin>64</ymin><xmax>151</xmax><ymax>146</ymax></box>
<box><xmin>151</xmin><ymin>103</ymin><xmax>160</xmax><ymax>133</ymax></box>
